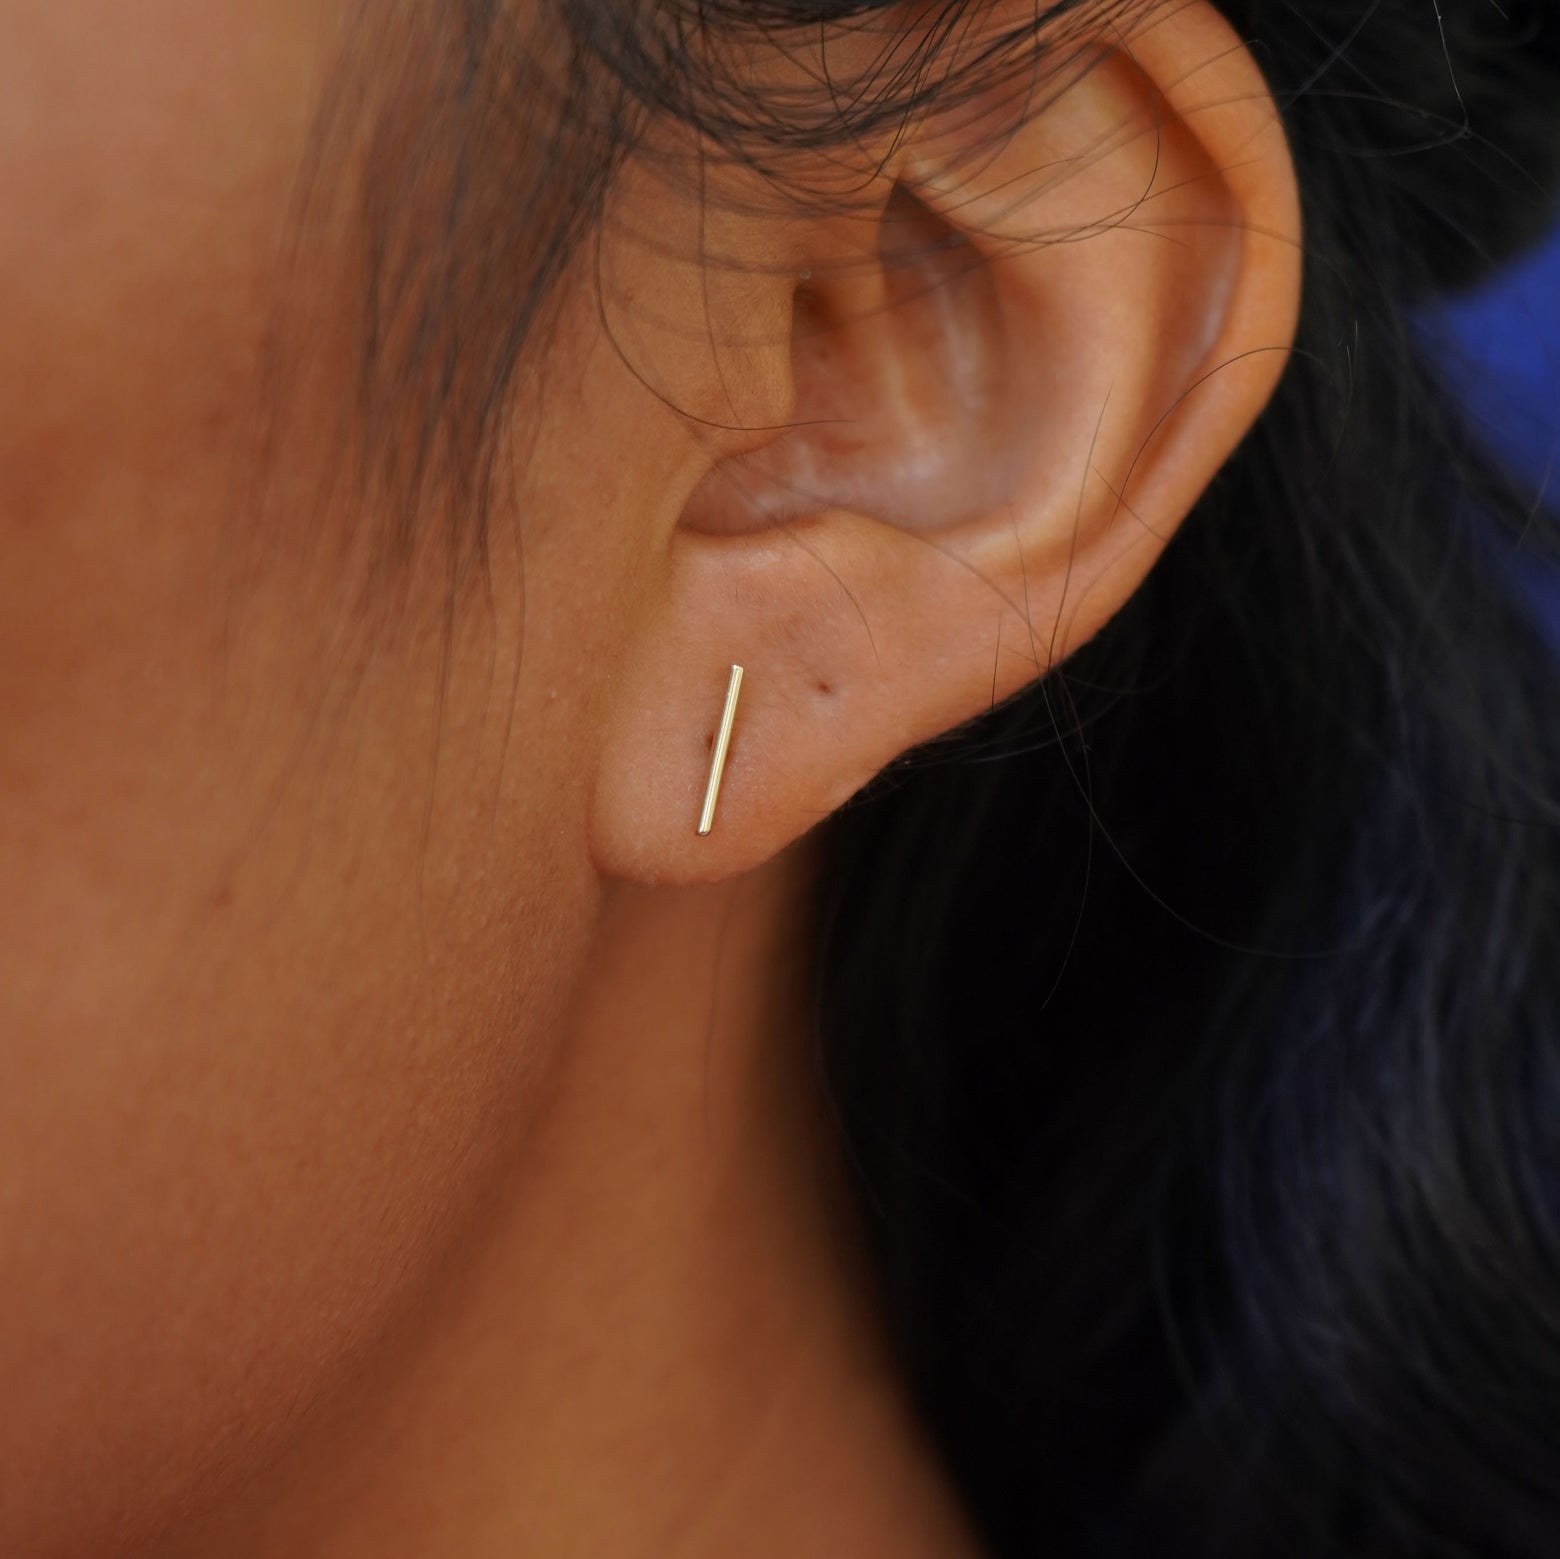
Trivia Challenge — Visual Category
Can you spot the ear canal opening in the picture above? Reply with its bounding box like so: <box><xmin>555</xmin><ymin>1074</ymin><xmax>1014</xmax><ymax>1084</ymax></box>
<box><xmin>787</xmin><ymin>184</ymin><xmax>979</xmax><ymax>349</ymax></box>
<box><xmin>680</xmin><ymin>180</ymin><xmax>1016</xmax><ymax>539</ymax></box>
<box><xmin>875</xmin><ymin>181</ymin><xmax>983</xmax><ymax>310</ymax></box>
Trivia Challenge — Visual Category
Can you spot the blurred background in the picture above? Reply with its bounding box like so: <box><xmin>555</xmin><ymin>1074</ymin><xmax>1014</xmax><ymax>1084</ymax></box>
<box><xmin>1433</xmin><ymin>219</ymin><xmax>1560</xmax><ymax>646</ymax></box>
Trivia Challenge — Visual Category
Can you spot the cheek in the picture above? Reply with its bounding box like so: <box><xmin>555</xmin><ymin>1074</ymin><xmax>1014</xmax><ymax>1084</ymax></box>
<box><xmin>0</xmin><ymin>574</ymin><xmax>601</xmax><ymax>1556</ymax></box>
<box><xmin>0</xmin><ymin>7</ymin><xmax>606</xmax><ymax>1549</ymax></box>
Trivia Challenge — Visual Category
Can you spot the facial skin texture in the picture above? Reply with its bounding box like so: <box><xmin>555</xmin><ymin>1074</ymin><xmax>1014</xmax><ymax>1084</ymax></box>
<box><xmin>0</xmin><ymin>2</ymin><xmax>1299</xmax><ymax>1554</ymax></box>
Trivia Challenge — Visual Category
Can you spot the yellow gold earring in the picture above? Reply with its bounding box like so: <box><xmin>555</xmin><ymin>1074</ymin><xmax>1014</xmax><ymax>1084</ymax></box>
<box><xmin>697</xmin><ymin>664</ymin><xmax>744</xmax><ymax>836</ymax></box>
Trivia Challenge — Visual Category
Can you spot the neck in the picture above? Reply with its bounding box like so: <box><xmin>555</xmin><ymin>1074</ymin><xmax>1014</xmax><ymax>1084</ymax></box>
<box><xmin>216</xmin><ymin>840</ymin><xmax>982</xmax><ymax>1558</ymax></box>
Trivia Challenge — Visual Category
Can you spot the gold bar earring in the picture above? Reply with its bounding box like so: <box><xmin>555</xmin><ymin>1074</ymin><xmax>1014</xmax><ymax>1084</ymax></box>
<box><xmin>697</xmin><ymin>664</ymin><xmax>744</xmax><ymax>836</ymax></box>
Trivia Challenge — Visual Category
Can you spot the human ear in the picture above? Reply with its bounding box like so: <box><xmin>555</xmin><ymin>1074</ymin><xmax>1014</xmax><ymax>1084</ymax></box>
<box><xmin>588</xmin><ymin>0</ymin><xmax>1301</xmax><ymax>885</ymax></box>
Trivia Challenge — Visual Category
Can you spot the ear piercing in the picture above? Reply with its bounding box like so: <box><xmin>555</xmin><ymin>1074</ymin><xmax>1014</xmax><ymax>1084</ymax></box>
<box><xmin>697</xmin><ymin>663</ymin><xmax>744</xmax><ymax>836</ymax></box>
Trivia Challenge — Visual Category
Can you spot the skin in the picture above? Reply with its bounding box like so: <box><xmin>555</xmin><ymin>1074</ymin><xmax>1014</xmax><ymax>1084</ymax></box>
<box><xmin>0</xmin><ymin>1</ymin><xmax>1300</xmax><ymax>1554</ymax></box>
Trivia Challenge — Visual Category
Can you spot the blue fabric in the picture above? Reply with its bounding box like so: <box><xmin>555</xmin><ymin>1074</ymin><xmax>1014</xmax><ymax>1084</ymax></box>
<box><xmin>1430</xmin><ymin>225</ymin><xmax>1560</xmax><ymax>648</ymax></box>
<box><xmin>1437</xmin><ymin>225</ymin><xmax>1560</xmax><ymax>488</ymax></box>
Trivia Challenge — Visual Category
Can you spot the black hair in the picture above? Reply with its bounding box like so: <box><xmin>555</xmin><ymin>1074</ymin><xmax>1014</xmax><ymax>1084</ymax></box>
<box><xmin>813</xmin><ymin>5</ymin><xmax>1560</xmax><ymax>1555</ymax></box>
<box><xmin>315</xmin><ymin>1</ymin><xmax>1560</xmax><ymax>1553</ymax></box>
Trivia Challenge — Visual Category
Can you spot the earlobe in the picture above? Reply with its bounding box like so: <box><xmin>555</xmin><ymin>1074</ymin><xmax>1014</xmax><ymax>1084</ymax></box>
<box><xmin>587</xmin><ymin>0</ymin><xmax>1301</xmax><ymax>887</ymax></box>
